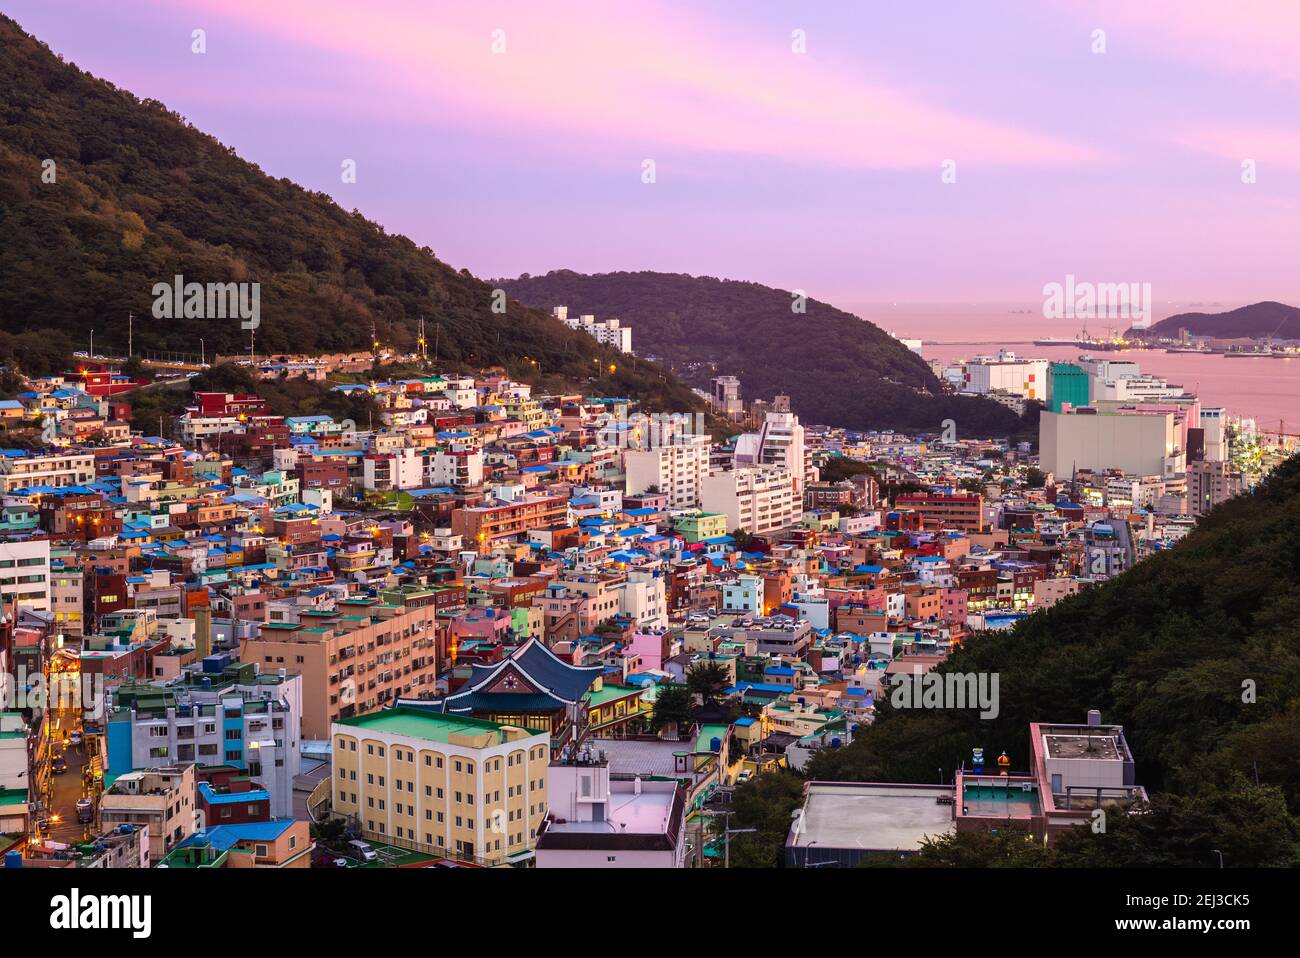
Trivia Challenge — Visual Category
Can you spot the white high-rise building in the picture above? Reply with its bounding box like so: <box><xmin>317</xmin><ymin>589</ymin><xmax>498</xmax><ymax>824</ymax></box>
<box><xmin>553</xmin><ymin>306</ymin><xmax>633</xmax><ymax>353</ymax></box>
<box><xmin>701</xmin><ymin>465</ymin><xmax>799</xmax><ymax>536</ymax></box>
<box><xmin>1201</xmin><ymin>407</ymin><xmax>1227</xmax><ymax>462</ymax></box>
<box><xmin>624</xmin><ymin>434</ymin><xmax>710</xmax><ymax>509</ymax></box>
<box><xmin>734</xmin><ymin>410</ymin><xmax>809</xmax><ymax>493</ymax></box>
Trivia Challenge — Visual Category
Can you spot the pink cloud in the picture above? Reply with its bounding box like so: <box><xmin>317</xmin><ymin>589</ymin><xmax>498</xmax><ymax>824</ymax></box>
<box><xmin>1175</xmin><ymin>127</ymin><xmax>1300</xmax><ymax>173</ymax></box>
<box><xmin>1055</xmin><ymin>0</ymin><xmax>1300</xmax><ymax>85</ymax></box>
<box><xmin>158</xmin><ymin>0</ymin><xmax>1098</xmax><ymax>169</ymax></box>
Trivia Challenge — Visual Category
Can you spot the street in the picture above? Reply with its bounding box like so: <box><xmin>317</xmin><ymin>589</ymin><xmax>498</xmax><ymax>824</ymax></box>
<box><xmin>40</xmin><ymin>701</ymin><xmax>94</xmax><ymax>846</ymax></box>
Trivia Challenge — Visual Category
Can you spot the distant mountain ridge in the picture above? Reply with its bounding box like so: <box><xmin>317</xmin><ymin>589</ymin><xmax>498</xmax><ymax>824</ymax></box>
<box><xmin>499</xmin><ymin>270</ymin><xmax>1032</xmax><ymax>438</ymax></box>
<box><xmin>0</xmin><ymin>14</ymin><xmax>700</xmax><ymax>412</ymax></box>
<box><xmin>1133</xmin><ymin>301</ymin><xmax>1300</xmax><ymax>339</ymax></box>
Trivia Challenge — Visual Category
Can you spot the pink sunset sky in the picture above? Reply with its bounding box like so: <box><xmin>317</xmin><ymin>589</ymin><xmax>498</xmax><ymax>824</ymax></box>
<box><xmin>7</xmin><ymin>0</ymin><xmax>1300</xmax><ymax>307</ymax></box>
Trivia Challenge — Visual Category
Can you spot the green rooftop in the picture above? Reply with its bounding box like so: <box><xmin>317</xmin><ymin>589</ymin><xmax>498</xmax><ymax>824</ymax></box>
<box><xmin>334</xmin><ymin>706</ymin><xmax>533</xmax><ymax>746</ymax></box>
<box><xmin>585</xmin><ymin>683</ymin><xmax>644</xmax><ymax>707</ymax></box>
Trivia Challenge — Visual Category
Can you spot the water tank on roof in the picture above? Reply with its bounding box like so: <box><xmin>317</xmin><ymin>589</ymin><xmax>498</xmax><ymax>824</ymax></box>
<box><xmin>4</xmin><ymin>851</ymin><xmax>21</xmax><ymax>868</ymax></box>
<box><xmin>709</xmin><ymin>737</ymin><xmax>722</xmax><ymax>752</ymax></box>
<box><xmin>830</xmin><ymin>737</ymin><xmax>842</xmax><ymax>749</ymax></box>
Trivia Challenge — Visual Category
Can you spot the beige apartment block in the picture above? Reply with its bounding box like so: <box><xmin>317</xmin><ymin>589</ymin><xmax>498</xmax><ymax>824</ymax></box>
<box><xmin>241</xmin><ymin>592</ymin><xmax>441</xmax><ymax>739</ymax></box>
<box><xmin>332</xmin><ymin>707</ymin><xmax>549</xmax><ymax>866</ymax></box>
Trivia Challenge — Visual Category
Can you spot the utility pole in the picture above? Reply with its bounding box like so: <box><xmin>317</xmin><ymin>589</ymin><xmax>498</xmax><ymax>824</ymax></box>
<box><xmin>127</xmin><ymin>313</ymin><xmax>133</xmax><ymax>357</ymax></box>
<box><xmin>725</xmin><ymin>824</ymin><xmax>756</xmax><ymax>869</ymax></box>
<box><xmin>716</xmin><ymin>807</ymin><xmax>754</xmax><ymax>869</ymax></box>
<box><xmin>200</xmin><ymin>337</ymin><xmax>205</xmax><ymax>367</ymax></box>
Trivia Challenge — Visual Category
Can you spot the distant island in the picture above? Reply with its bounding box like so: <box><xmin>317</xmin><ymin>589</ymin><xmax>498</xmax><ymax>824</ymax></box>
<box><xmin>1132</xmin><ymin>301</ymin><xmax>1300</xmax><ymax>339</ymax></box>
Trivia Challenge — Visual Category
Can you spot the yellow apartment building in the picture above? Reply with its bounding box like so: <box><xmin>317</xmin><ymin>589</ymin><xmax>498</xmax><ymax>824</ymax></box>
<box><xmin>331</xmin><ymin>707</ymin><xmax>549</xmax><ymax>866</ymax></box>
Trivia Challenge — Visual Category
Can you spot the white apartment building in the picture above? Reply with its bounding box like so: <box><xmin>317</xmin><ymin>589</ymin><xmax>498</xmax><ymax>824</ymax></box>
<box><xmin>701</xmin><ymin>465</ymin><xmax>799</xmax><ymax>536</ymax></box>
<box><xmin>1078</xmin><ymin>357</ymin><xmax>1141</xmax><ymax>386</ymax></box>
<box><xmin>618</xmin><ymin>570</ymin><xmax>668</xmax><ymax>630</ymax></box>
<box><xmin>179</xmin><ymin>413</ymin><xmax>244</xmax><ymax>443</ymax></box>
<box><xmin>624</xmin><ymin>434</ymin><xmax>710</xmax><ymax>510</ymax></box>
<box><xmin>1104</xmin><ymin>474</ymin><xmax>1165</xmax><ymax>509</ymax></box>
<box><xmin>962</xmin><ymin>353</ymin><xmax>1049</xmax><ymax>401</ymax></box>
<box><xmin>364</xmin><ymin>448</ymin><xmax>485</xmax><ymax>491</ymax></box>
<box><xmin>442</xmin><ymin>377</ymin><xmax>479</xmax><ymax>409</ymax></box>
<box><xmin>0</xmin><ymin>450</ymin><xmax>95</xmax><ymax>492</ymax></box>
<box><xmin>426</xmin><ymin>449</ymin><xmax>484</xmax><ymax>488</ymax></box>
<box><xmin>1092</xmin><ymin>375</ymin><xmax>1187</xmax><ymax>403</ymax></box>
<box><xmin>0</xmin><ymin>538</ymin><xmax>51</xmax><ymax>612</ymax></box>
<box><xmin>552</xmin><ymin>306</ymin><xmax>633</xmax><ymax>353</ymax></box>
<box><xmin>734</xmin><ymin>410</ymin><xmax>810</xmax><ymax>492</ymax></box>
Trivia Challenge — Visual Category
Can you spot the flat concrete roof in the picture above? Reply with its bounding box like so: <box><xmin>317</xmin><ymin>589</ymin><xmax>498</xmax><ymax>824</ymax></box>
<box><xmin>546</xmin><ymin>784</ymin><xmax>676</xmax><ymax>837</ymax></box>
<box><xmin>1045</xmin><ymin>733</ymin><xmax>1122</xmax><ymax>761</ymax></box>
<box><xmin>791</xmin><ymin>782</ymin><xmax>955</xmax><ymax>853</ymax></box>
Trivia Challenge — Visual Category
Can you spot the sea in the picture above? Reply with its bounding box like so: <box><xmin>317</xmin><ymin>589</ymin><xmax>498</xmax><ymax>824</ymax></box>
<box><xmin>843</xmin><ymin>301</ymin><xmax>1300</xmax><ymax>431</ymax></box>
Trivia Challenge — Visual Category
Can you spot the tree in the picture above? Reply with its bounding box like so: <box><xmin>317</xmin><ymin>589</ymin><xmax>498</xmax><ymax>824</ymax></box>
<box><xmin>871</xmin><ymin>829</ymin><xmax>1051</xmax><ymax>868</ymax></box>
<box><xmin>1051</xmin><ymin>779</ymin><xmax>1299</xmax><ymax>868</ymax></box>
<box><xmin>1024</xmin><ymin>466</ymin><xmax>1047</xmax><ymax>489</ymax></box>
<box><xmin>728</xmin><ymin>528</ymin><xmax>755</xmax><ymax>552</ymax></box>
<box><xmin>650</xmin><ymin>684</ymin><xmax>694</xmax><ymax>733</ymax></box>
<box><xmin>714</xmin><ymin>769</ymin><xmax>806</xmax><ymax>868</ymax></box>
<box><xmin>687</xmin><ymin>661</ymin><xmax>731</xmax><ymax>705</ymax></box>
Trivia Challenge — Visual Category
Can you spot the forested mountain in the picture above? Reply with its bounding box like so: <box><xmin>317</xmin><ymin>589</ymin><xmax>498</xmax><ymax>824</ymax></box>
<box><xmin>0</xmin><ymin>14</ymin><xmax>700</xmax><ymax>411</ymax></box>
<box><xmin>499</xmin><ymin>270</ymin><xmax>1034</xmax><ymax>439</ymax></box>
<box><xmin>1135</xmin><ymin>301</ymin><xmax>1300</xmax><ymax>339</ymax></box>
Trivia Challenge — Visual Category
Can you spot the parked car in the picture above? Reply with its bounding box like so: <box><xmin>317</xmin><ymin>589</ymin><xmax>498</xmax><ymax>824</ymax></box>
<box><xmin>347</xmin><ymin>839</ymin><xmax>378</xmax><ymax>863</ymax></box>
<box><xmin>76</xmin><ymin>798</ymin><xmax>94</xmax><ymax>823</ymax></box>
<box><xmin>68</xmin><ymin>731</ymin><xmax>83</xmax><ymax>746</ymax></box>
<box><xmin>51</xmin><ymin>756</ymin><xmax>68</xmax><ymax>774</ymax></box>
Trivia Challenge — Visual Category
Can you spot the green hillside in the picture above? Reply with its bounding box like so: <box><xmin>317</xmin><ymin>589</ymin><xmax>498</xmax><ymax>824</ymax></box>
<box><xmin>802</xmin><ymin>452</ymin><xmax>1300</xmax><ymax>866</ymax></box>
<box><xmin>499</xmin><ymin>270</ymin><xmax>1034</xmax><ymax>439</ymax></box>
<box><xmin>0</xmin><ymin>14</ymin><xmax>700</xmax><ymax>412</ymax></box>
